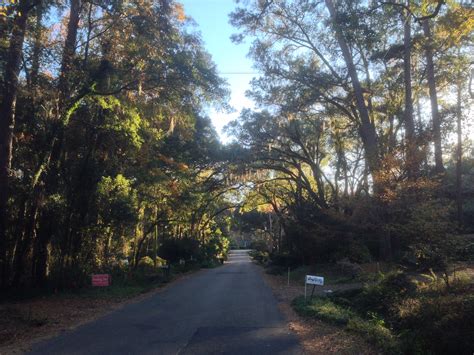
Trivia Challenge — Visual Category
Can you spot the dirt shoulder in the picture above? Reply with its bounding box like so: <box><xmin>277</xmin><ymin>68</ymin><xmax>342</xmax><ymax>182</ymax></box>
<box><xmin>261</xmin><ymin>269</ymin><xmax>376</xmax><ymax>355</ymax></box>
<box><xmin>0</xmin><ymin>269</ymin><xmax>204</xmax><ymax>354</ymax></box>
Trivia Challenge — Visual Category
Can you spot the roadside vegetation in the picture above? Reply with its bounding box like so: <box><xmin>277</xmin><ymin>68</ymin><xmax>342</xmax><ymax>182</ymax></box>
<box><xmin>1</xmin><ymin>0</ymin><xmax>232</xmax><ymax>294</ymax></box>
<box><xmin>292</xmin><ymin>269</ymin><xmax>474</xmax><ymax>354</ymax></box>
<box><xmin>231</xmin><ymin>0</ymin><xmax>473</xmax><ymax>353</ymax></box>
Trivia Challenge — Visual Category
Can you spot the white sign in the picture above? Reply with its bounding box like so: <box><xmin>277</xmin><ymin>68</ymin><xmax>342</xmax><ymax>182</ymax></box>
<box><xmin>306</xmin><ymin>275</ymin><xmax>324</xmax><ymax>286</ymax></box>
<box><xmin>305</xmin><ymin>275</ymin><xmax>325</xmax><ymax>300</ymax></box>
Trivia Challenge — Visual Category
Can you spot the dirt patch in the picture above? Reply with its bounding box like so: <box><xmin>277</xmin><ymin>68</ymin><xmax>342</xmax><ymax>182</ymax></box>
<box><xmin>261</xmin><ymin>268</ymin><xmax>376</xmax><ymax>354</ymax></box>
<box><xmin>0</xmin><ymin>296</ymin><xmax>120</xmax><ymax>354</ymax></box>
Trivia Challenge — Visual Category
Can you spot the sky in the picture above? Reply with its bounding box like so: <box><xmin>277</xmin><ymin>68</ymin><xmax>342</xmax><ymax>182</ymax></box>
<box><xmin>180</xmin><ymin>0</ymin><xmax>256</xmax><ymax>142</ymax></box>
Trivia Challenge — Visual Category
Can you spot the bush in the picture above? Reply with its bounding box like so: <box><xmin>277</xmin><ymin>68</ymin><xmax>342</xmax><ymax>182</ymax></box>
<box><xmin>158</xmin><ymin>238</ymin><xmax>200</xmax><ymax>264</ymax></box>
<box><xmin>250</xmin><ymin>240</ymin><xmax>269</xmax><ymax>252</ymax></box>
<box><xmin>155</xmin><ymin>256</ymin><xmax>167</xmax><ymax>267</ymax></box>
<box><xmin>354</xmin><ymin>272</ymin><xmax>417</xmax><ymax>316</ymax></box>
<box><xmin>249</xmin><ymin>250</ymin><xmax>269</xmax><ymax>264</ymax></box>
<box><xmin>201</xmin><ymin>235</ymin><xmax>230</xmax><ymax>263</ymax></box>
<box><xmin>137</xmin><ymin>256</ymin><xmax>155</xmax><ymax>273</ymax></box>
<box><xmin>332</xmin><ymin>241</ymin><xmax>372</xmax><ymax>264</ymax></box>
<box><xmin>270</xmin><ymin>252</ymin><xmax>301</xmax><ymax>267</ymax></box>
<box><xmin>347</xmin><ymin>316</ymin><xmax>399</xmax><ymax>354</ymax></box>
<box><xmin>327</xmin><ymin>270</ymin><xmax>474</xmax><ymax>354</ymax></box>
<box><xmin>397</xmin><ymin>293</ymin><xmax>474</xmax><ymax>354</ymax></box>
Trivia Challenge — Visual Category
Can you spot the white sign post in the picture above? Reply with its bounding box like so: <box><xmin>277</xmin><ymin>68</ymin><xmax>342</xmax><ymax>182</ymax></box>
<box><xmin>305</xmin><ymin>275</ymin><xmax>324</xmax><ymax>300</ymax></box>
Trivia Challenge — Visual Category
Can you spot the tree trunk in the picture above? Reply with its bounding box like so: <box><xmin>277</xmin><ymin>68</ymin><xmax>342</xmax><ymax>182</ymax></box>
<box><xmin>0</xmin><ymin>0</ymin><xmax>32</xmax><ymax>288</ymax></box>
<box><xmin>422</xmin><ymin>19</ymin><xmax>444</xmax><ymax>173</ymax></box>
<box><xmin>324</xmin><ymin>0</ymin><xmax>380</xmax><ymax>189</ymax></box>
<box><xmin>12</xmin><ymin>198</ymin><xmax>39</xmax><ymax>287</ymax></box>
<box><xmin>456</xmin><ymin>79</ymin><xmax>463</xmax><ymax>227</ymax></box>
<box><xmin>403</xmin><ymin>9</ymin><xmax>418</xmax><ymax>178</ymax></box>
<box><xmin>32</xmin><ymin>209</ymin><xmax>53</xmax><ymax>288</ymax></box>
<box><xmin>58</xmin><ymin>0</ymin><xmax>82</xmax><ymax>101</ymax></box>
<box><xmin>30</xmin><ymin>5</ymin><xmax>43</xmax><ymax>89</ymax></box>
<box><xmin>28</xmin><ymin>0</ymin><xmax>82</xmax><ymax>287</ymax></box>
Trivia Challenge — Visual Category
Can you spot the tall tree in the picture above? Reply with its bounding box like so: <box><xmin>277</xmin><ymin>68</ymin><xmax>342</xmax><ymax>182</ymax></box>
<box><xmin>0</xmin><ymin>0</ymin><xmax>35</xmax><ymax>288</ymax></box>
<box><xmin>422</xmin><ymin>19</ymin><xmax>444</xmax><ymax>173</ymax></box>
<box><xmin>402</xmin><ymin>5</ymin><xmax>418</xmax><ymax>178</ymax></box>
<box><xmin>324</xmin><ymin>0</ymin><xmax>380</xmax><ymax>186</ymax></box>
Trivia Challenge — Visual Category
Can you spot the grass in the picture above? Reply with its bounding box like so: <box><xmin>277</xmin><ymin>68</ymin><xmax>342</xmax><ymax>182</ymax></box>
<box><xmin>292</xmin><ymin>295</ymin><xmax>355</xmax><ymax>325</ymax></box>
<box><xmin>292</xmin><ymin>295</ymin><xmax>400</xmax><ymax>354</ymax></box>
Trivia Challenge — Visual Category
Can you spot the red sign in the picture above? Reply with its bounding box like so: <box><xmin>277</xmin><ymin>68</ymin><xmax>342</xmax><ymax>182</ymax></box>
<box><xmin>92</xmin><ymin>274</ymin><xmax>111</xmax><ymax>287</ymax></box>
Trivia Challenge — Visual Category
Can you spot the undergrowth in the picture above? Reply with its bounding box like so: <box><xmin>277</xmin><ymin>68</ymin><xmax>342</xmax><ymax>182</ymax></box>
<box><xmin>292</xmin><ymin>269</ymin><xmax>474</xmax><ymax>354</ymax></box>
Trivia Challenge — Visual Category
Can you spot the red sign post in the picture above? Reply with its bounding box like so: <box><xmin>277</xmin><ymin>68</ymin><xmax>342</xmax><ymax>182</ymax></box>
<box><xmin>92</xmin><ymin>274</ymin><xmax>111</xmax><ymax>287</ymax></box>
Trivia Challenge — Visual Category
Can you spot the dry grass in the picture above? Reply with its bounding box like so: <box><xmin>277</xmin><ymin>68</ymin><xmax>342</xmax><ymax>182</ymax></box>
<box><xmin>0</xmin><ymin>296</ymin><xmax>120</xmax><ymax>354</ymax></box>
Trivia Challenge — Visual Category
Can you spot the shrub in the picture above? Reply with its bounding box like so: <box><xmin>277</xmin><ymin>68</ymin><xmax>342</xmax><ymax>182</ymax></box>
<box><xmin>158</xmin><ymin>238</ymin><xmax>200</xmax><ymax>263</ymax></box>
<box><xmin>270</xmin><ymin>252</ymin><xmax>301</xmax><ymax>267</ymax></box>
<box><xmin>250</xmin><ymin>240</ymin><xmax>269</xmax><ymax>252</ymax></box>
<box><xmin>355</xmin><ymin>272</ymin><xmax>416</xmax><ymax>316</ymax></box>
<box><xmin>332</xmin><ymin>241</ymin><xmax>372</xmax><ymax>264</ymax></box>
<box><xmin>155</xmin><ymin>256</ymin><xmax>167</xmax><ymax>267</ymax></box>
<box><xmin>138</xmin><ymin>256</ymin><xmax>155</xmax><ymax>272</ymax></box>
<box><xmin>249</xmin><ymin>250</ymin><xmax>269</xmax><ymax>264</ymax></box>
<box><xmin>347</xmin><ymin>316</ymin><xmax>399</xmax><ymax>354</ymax></box>
<box><xmin>397</xmin><ymin>293</ymin><xmax>474</xmax><ymax>354</ymax></box>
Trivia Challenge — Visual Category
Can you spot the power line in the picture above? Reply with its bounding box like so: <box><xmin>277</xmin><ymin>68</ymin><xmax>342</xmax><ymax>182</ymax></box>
<box><xmin>218</xmin><ymin>72</ymin><xmax>259</xmax><ymax>75</ymax></box>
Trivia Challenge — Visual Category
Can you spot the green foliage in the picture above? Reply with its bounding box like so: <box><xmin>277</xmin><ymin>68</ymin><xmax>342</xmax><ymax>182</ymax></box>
<box><xmin>97</xmin><ymin>174</ymin><xmax>138</xmax><ymax>224</ymax></box>
<box><xmin>249</xmin><ymin>240</ymin><xmax>269</xmax><ymax>252</ymax></box>
<box><xmin>93</xmin><ymin>96</ymin><xmax>143</xmax><ymax>149</ymax></box>
<box><xmin>357</xmin><ymin>272</ymin><xmax>417</xmax><ymax>317</ymax></box>
<box><xmin>158</xmin><ymin>238</ymin><xmax>200</xmax><ymax>264</ymax></box>
<box><xmin>155</xmin><ymin>256</ymin><xmax>167</xmax><ymax>267</ymax></box>
<box><xmin>292</xmin><ymin>296</ymin><xmax>355</xmax><ymax>325</ymax></box>
<box><xmin>331</xmin><ymin>240</ymin><xmax>373</xmax><ymax>264</ymax></box>
<box><xmin>3</xmin><ymin>0</ymin><xmax>232</xmax><ymax>291</ymax></box>
<box><xmin>311</xmin><ymin>269</ymin><xmax>474</xmax><ymax>355</ymax></box>
<box><xmin>249</xmin><ymin>250</ymin><xmax>270</xmax><ymax>264</ymax></box>
<box><xmin>269</xmin><ymin>252</ymin><xmax>298</xmax><ymax>266</ymax></box>
<box><xmin>346</xmin><ymin>317</ymin><xmax>399</xmax><ymax>354</ymax></box>
<box><xmin>292</xmin><ymin>295</ymin><xmax>400</xmax><ymax>353</ymax></box>
<box><xmin>206</xmin><ymin>235</ymin><xmax>230</xmax><ymax>258</ymax></box>
<box><xmin>137</xmin><ymin>256</ymin><xmax>155</xmax><ymax>272</ymax></box>
<box><xmin>396</xmin><ymin>293</ymin><xmax>474</xmax><ymax>354</ymax></box>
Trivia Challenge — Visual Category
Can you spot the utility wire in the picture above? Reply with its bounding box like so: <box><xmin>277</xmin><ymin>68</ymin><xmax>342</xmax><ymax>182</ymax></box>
<box><xmin>218</xmin><ymin>72</ymin><xmax>259</xmax><ymax>75</ymax></box>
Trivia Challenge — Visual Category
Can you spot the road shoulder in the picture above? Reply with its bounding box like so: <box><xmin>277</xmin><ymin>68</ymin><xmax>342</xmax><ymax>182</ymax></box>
<box><xmin>260</xmin><ymin>267</ymin><xmax>376</xmax><ymax>354</ymax></box>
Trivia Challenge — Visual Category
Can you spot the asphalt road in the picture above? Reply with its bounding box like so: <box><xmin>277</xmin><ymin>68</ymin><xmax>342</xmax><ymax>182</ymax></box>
<box><xmin>29</xmin><ymin>250</ymin><xmax>302</xmax><ymax>355</ymax></box>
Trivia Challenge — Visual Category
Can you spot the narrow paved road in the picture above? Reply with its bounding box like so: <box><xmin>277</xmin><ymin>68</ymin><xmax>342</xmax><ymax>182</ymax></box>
<box><xmin>29</xmin><ymin>250</ymin><xmax>302</xmax><ymax>354</ymax></box>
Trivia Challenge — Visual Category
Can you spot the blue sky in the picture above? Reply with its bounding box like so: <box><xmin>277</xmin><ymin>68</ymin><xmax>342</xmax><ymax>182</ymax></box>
<box><xmin>180</xmin><ymin>0</ymin><xmax>255</xmax><ymax>142</ymax></box>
